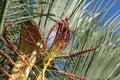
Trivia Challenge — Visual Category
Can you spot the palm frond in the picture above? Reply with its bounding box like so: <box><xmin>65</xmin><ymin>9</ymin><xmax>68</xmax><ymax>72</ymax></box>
<box><xmin>0</xmin><ymin>0</ymin><xmax>120</xmax><ymax>80</ymax></box>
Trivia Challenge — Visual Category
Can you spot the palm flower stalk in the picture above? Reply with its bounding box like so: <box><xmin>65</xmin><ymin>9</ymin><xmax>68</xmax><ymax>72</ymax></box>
<box><xmin>0</xmin><ymin>17</ymin><xmax>99</xmax><ymax>80</ymax></box>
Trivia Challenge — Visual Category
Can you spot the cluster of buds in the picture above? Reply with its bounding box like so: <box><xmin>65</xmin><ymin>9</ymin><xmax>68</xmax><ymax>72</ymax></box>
<box><xmin>46</xmin><ymin>17</ymin><xmax>71</xmax><ymax>54</ymax></box>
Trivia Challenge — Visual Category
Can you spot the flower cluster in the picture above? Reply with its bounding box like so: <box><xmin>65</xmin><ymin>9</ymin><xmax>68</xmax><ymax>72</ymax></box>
<box><xmin>0</xmin><ymin>17</ymin><xmax>99</xmax><ymax>80</ymax></box>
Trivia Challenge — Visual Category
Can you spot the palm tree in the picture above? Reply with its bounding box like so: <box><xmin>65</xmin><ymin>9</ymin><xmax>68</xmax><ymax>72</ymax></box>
<box><xmin>0</xmin><ymin>0</ymin><xmax>120</xmax><ymax>80</ymax></box>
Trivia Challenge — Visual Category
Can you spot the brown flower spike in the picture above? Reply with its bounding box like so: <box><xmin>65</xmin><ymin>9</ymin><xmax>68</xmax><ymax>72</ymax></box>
<box><xmin>0</xmin><ymin>17</ymin><xmax>99</xmax><ymax>80</ymax></box>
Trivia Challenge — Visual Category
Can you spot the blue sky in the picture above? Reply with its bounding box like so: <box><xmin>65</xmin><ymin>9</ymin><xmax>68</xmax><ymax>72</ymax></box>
<box><xmin>86</xmin><ymin>0</ymin><xmax>120</xmax><ymax>34</ymax></box>
<box><xmin>86</xmin><ymin>0</ymin><xmax>120</xmax><ymax>21</ymax></box>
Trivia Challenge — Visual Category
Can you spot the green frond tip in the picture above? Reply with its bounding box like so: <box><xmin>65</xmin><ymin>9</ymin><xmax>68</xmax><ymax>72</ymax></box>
<box><xmin>0</xmin><ymin>0</ymin><xmax>10</xmax><ymax>35</ymax></box>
